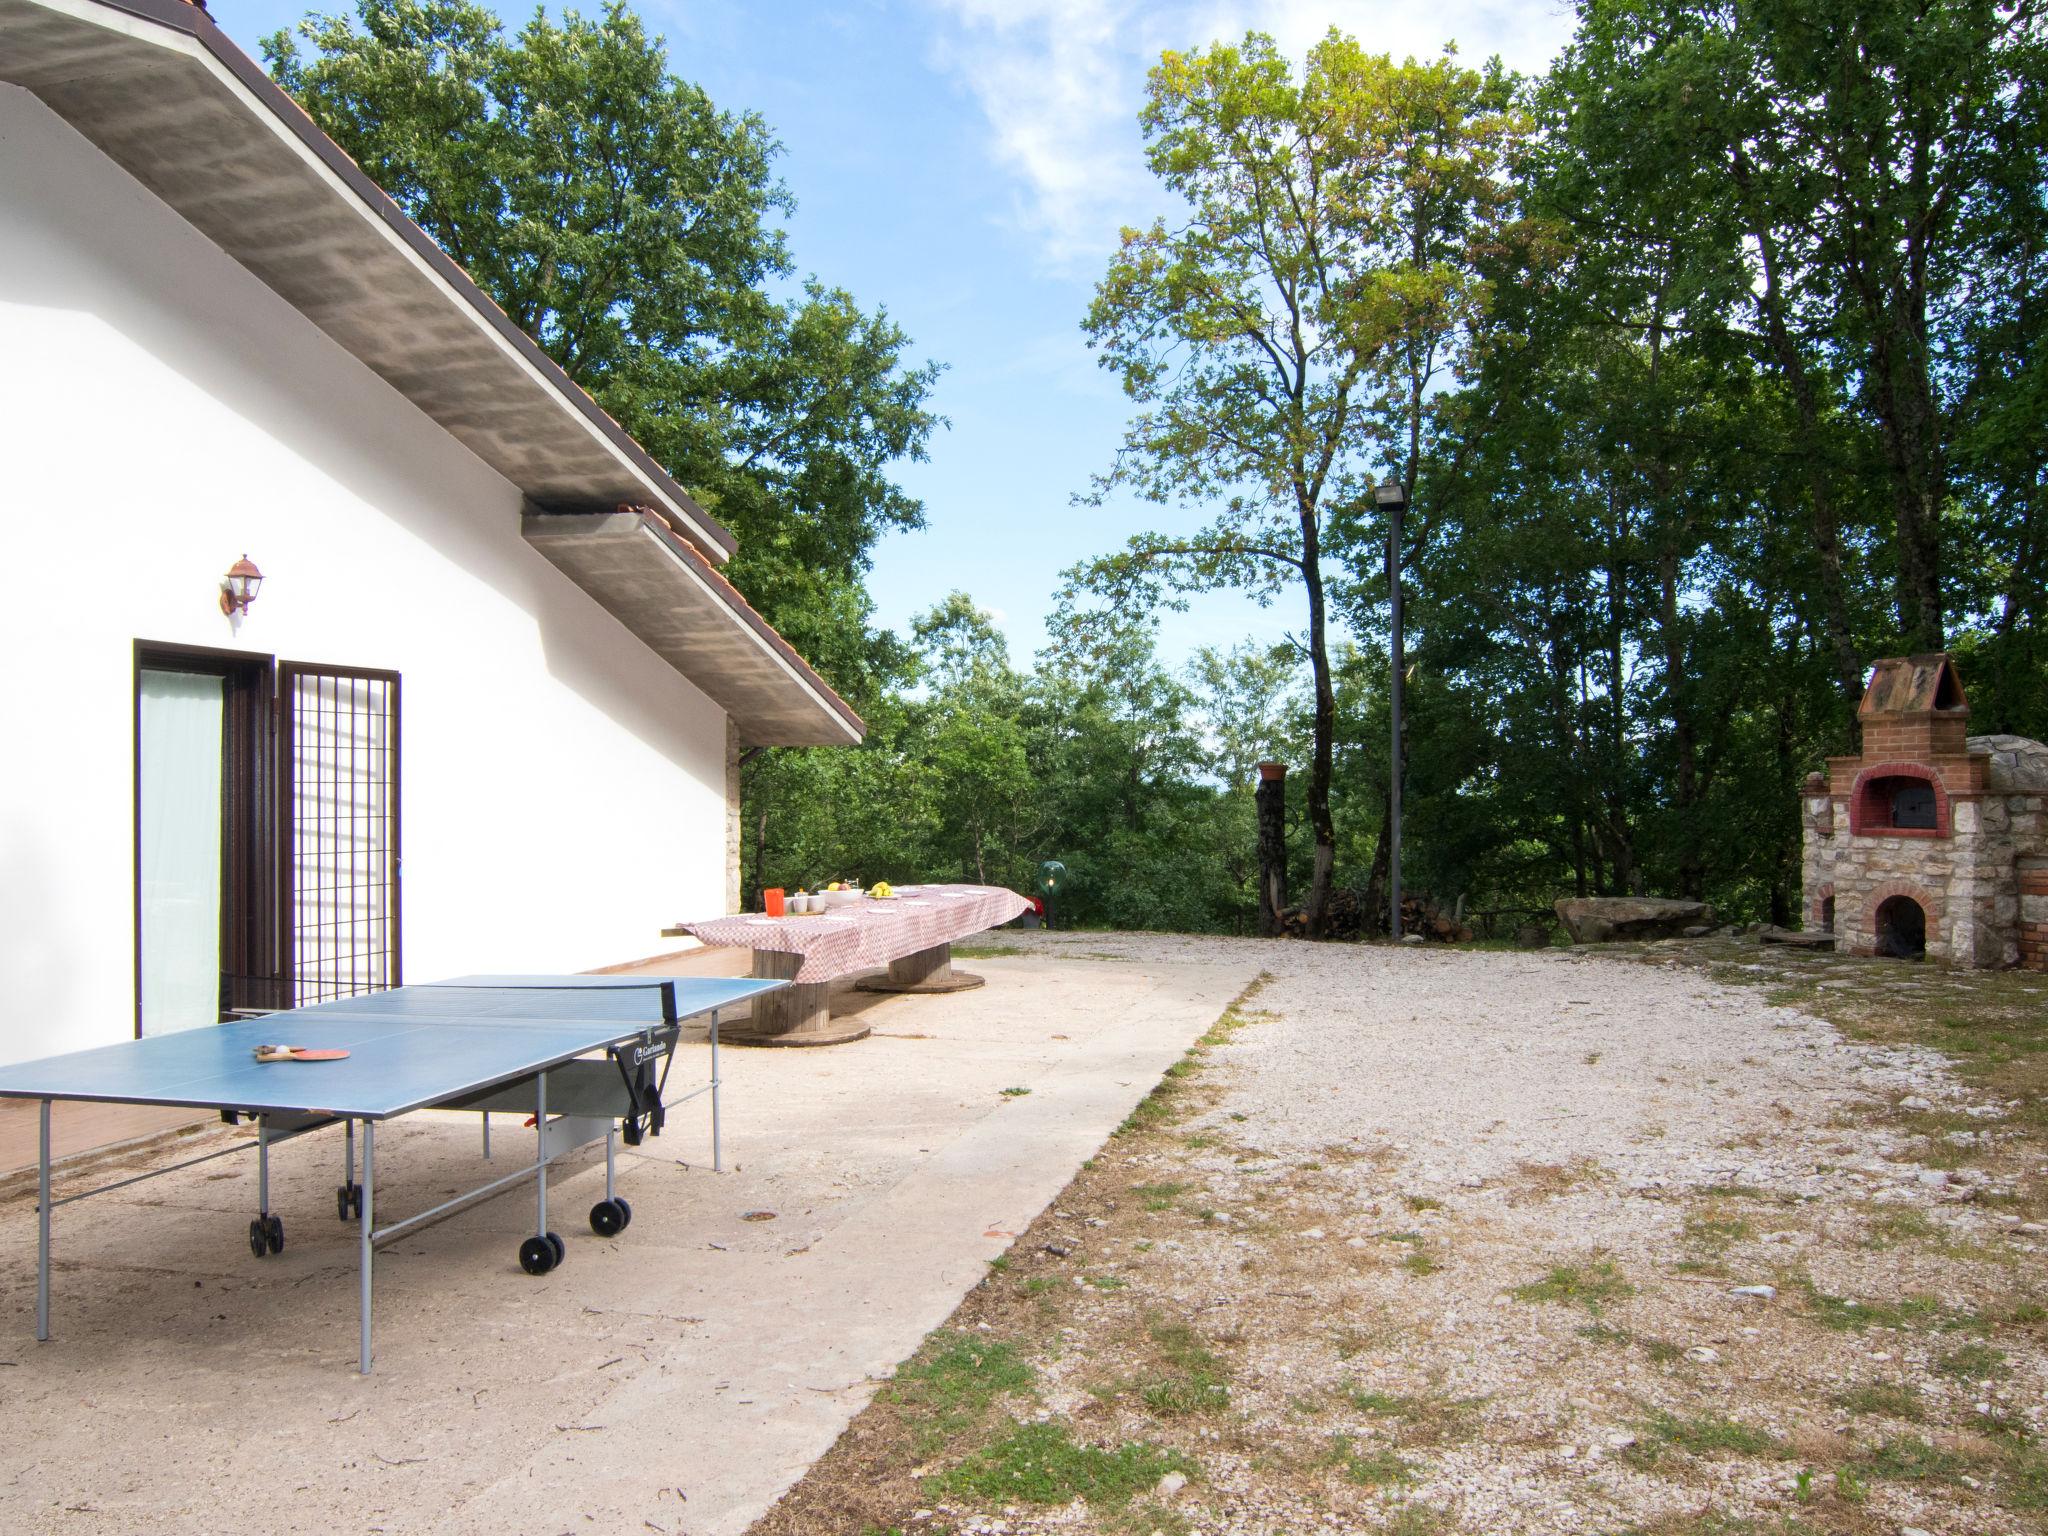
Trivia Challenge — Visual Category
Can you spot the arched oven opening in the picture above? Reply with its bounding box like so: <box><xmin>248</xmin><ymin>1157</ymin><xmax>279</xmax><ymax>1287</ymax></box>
<box><xmin>1874</xmin><ymin>895</ymin><xmax>1927</xmax><ymax>960</ymax></box>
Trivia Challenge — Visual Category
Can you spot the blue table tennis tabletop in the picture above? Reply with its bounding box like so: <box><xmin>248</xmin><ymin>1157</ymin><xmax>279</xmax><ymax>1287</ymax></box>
<box><xmin>0</xmin><ymin>974</ymin><xmax>783</xmax><ymax>1120</ymax></box>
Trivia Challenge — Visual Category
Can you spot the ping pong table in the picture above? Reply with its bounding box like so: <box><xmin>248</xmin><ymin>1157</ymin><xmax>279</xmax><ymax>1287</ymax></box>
<box><xmin>0</xmin><ymin>973</ymin><xmax>784</xmax><ymax>1372</ymax></box>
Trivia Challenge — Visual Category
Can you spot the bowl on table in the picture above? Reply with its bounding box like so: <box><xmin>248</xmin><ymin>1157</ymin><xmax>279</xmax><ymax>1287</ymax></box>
<box><xmin>822</xmin><ymin>888</ymin><xmax>863</xmax><ymax>909</ymax></box>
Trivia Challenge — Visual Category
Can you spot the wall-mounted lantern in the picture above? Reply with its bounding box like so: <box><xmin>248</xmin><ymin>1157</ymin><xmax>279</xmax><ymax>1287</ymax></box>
<box><xmin>219</xmin><ymin>555</ymin><xmax>263</xmax><ymax>617</ymax></box>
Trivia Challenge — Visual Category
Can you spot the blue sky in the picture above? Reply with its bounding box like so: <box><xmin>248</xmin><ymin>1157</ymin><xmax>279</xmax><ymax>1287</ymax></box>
<box><xmin>220</xmin><ymin>0</ymin><xmax>1578</xmax><ymax>670</ymax></box>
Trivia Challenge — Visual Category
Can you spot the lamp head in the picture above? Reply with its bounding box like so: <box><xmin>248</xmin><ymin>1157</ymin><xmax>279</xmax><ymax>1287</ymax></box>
<box><xmin>220</xmin><ymin>555</ymin><xmax>263</xmax><ymax>616</ymax></box>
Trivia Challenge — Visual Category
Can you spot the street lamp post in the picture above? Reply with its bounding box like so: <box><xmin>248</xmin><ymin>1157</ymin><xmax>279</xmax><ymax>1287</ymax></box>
<box><xmin>1375</xmin><ymin>479</ymin><xmax>1409</xmax><ymax>941</ymax></box>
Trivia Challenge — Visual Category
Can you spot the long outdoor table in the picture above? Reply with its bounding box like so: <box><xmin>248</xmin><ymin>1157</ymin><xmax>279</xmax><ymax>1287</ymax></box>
<box><xmin>664</xmin><ymin>883</ymin><xmax>1029</xmax><ymax>1045</ymax></box>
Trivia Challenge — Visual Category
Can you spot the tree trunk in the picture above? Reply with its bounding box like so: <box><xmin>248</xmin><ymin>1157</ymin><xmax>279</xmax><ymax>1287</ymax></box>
<box><xmin>1255</xmin><ymin>767</ymin><xmax>1288</xmax><ymax>937</ymax></box>
<box><xmin>1301</xmin><ymin>512</ymin><xmax>1338</xmax><ymax>939</ymax></box>
<box><xmin>1359</xmin><ymin>783</ymin><xmax>1392</xmax><ymax>938</ymax></box>
<box><xmin>1657</xmin><ymin>544</ymin><xmax>1705</xmax><ymax>899</ymax></box>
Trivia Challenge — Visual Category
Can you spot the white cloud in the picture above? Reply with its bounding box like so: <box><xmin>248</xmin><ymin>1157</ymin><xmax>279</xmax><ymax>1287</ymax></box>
<box><xmin>924</xmin><ymin>0</ymin><xmax>1578</xmax><ymax>271</ymax></box>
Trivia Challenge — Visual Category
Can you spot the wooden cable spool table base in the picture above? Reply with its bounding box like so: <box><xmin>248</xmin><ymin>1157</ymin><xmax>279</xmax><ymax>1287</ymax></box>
<box><xmin>854</xmin><ymin>942</ymin><xmax>985</xmax><ymax>995</ymax></box>
<box><xmin>717</xmin><ymin>950</ymin><xmax>873</xmax><ymax>1047</ymax></box>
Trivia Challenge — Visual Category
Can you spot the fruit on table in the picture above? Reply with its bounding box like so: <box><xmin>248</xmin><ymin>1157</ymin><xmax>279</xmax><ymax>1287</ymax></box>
<box><xmin>870</xmin><ymin>881</ymin><xmax>894</xmax><ymax>898</ymax></box>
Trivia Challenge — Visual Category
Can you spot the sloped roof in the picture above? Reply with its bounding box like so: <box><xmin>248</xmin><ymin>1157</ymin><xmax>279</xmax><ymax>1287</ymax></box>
<box><xmin>1859</xmin><ymin>654</ymin><xmax>1968</xmax><ymax>718</ymax></box>
<box><xmin>1</xmin><ymin>0</ymin><xmax>863</xmax><ymax>746</ymax></box>
<box><xmin>526</xmin><ymin>509</ymin><xmax>864</xmax><ymax>746</ymax></box>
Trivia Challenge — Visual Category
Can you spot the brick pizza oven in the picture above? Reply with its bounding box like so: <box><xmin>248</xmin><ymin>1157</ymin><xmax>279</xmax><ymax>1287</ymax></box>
<box><xmin>1802</xmin><ymin>654</ymin><xmax>2048</xmax><ymax>967</ymax></box>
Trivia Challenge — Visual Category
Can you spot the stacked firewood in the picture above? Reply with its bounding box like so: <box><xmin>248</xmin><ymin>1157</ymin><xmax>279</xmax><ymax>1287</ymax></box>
<box><xmin>1398</xmin><ymin>893</ymin><xmax>1474</xmax><ymax>942</ymax></box>
<box><xmin>1275</xmin><ymin>888</ymin><xmax>1472</xmax><ymax>941</ymax></box>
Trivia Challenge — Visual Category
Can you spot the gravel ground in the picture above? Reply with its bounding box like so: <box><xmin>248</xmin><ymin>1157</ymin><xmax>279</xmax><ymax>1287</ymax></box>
<box><xmin>757</xmin><ymin>932</ymin><xmax>2048</xmax><ymax>1536</ymax></box>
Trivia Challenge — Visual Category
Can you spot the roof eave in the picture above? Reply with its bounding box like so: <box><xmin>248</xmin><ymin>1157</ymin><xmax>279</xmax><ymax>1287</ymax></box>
<box><xmin>0</xmin><ymin>0</ymin><xmax>738</xmax><ymax>562</ymax></box>
<box><xmin>523</xmin><ymin>510</ymin><xmax>865</xmax><ymax>749</ymax></box>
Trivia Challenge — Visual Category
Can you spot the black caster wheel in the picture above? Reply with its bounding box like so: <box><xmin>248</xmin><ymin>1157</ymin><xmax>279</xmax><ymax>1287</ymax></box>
<box><xmin>518</xmin><ymin>1235</ymin><xmax>555</xmax><ymax>1275</ymax></box>
<box><xmin>545</xmin><ymin>1232</ymin><xmax>565</xmax><ymax>1267</ymax></box>
<box><xmin>249</xmin><ymin>1219</ymin><xmax>269</xmax><ymax>1259</ymax></box>
<box><xmin>265</xmin><ymin>1214</ymin><xmax>284</xmax><ymax>1254</ymax></box>
<box><xmin>615</xmin><ymin>1198</ymin><xmax>632</xmax><ymax>1230</ymax></box>
<box><xmin>336</xmin><ymin>1182</ymin><xmax>363</xmax><ymax>1221</ymax></box>
<box><xmin>589</xmin><ymin>1199</ymin><xmax>626</xmax><ymax>1237</ymax></box>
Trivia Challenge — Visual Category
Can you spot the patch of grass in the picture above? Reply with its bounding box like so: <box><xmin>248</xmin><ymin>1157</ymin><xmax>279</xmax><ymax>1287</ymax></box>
<box><xmin>1325</xmin><ymin>1434</ymin><xmax>1418</xmax><ymax>1487</ymax></box>
<box><xmin>1676</xmin><ymin>1206</ymin><xmax>1754</xmax><ymax>1276</ymax></box>
<box><xmin>1936</xmin><ymin>1340</ymin><xmax>2010</xmax><ymax>1378</ymax></box>
<box><xmin>1133</xmin><ymin>1319</ymin><xmax>1230</xmax><ymax>1418</ymax></box>
<box><xmin>2002</xmin><ymin>1444</ymin><xmax>2048</xmax><ymax>1509</ymax></box>
<box><xmin>1403</xmin><ymin>1195</ymin><xmax>1443</xmax><ymax>1213</ymax></box>
<box><xmin>1860</xmin><ymin>1206</ymin><xmax>1937</xmax><ymax>1249</ymax></box>
<box><xmin>1636</xmin><ymin>1408</ymin><xmax>1787</xmax><ymax>1460</ymax></box>
<box><xmin>1000</xmin><ymin>1086</ymin><xmax>1032</xmax><ymax>1097</ymax></box>
<box><xmin>1859</xmin><ymin>1435</ymin><xmax>1970</xmax><ymax>1484</ymax></box>
<box><xmin>1512</xmin><ymin>1258</ymin><xmax>1634</xmax><ymax>1313</ymax></box>
<box><xmin>1342</xmin><ymin>1384</ymin><xmax>1409</xmax><ymax>1414</ymax></box>
<box><xmin>1513</xmin><ymin>1158</ymin><xmax>1607</xmax><ymax>1198</ymax></box>
<box><xmin>1697</xmin><ymin>1182</ymin><xmax>1784</xmax><ymax>1202</ymax></box>
<box><xmin>1336</xmin><ymin>1383</ymin><xmax>1481</xmax><ymax>1447</ymax></box>
<box><xmin>1787</xmin><ymin>1276</ymin><xmax>1977</xmax><ymax>1334</ymax></box>
<box><xmin>886</xmin><ymin>1332</ymin><xmax>1035</xmax><ymax>1454</ymax></box>
<box><xmin>953</xmin><ymin>943</ymin><xmax>1028</xmax><ymax>959</ymax></box>
<box><xmin>1111</xmin><ymin>1501</ymin><xmax>1193</xmax><ymax>1536</ymax></box>
<box><xmin>1137</xmin><ymin>1374</ymin><xmax>1227</xmax><ymax>1417</ymax></box>
<box><xmin>932</xmin><ymin>1421</ymin><xmax>1196</xmax><ymax>1508</ymax></box>
<box><xmin>1834</xmin><ymin>1382</ymin><xmax>1923</xmax><ymax>1420</ymax></box>
<box><xmin>1380</xmin><ymin>1507</ymin><xmax>1446</xmax><ymax>1536</ymax></box>
<box><xmin>1081</xmin><ymin>1273</ymin><xmax>1126</xmax><ymax>1291</ymax></box>
<box><xmin>1683</xmin><ymin>1210</ymin><xmax>1754</xmax><ymax>1248</ymax></box>
<box><xmin>1115</xmin><ymin>980</ymin><xmax>1271</xmax><ymax>1138</ymax></box>
<box><xmin>1133</xmin><ymin>1181</ymin><xmax>1188</xmax><ymax>1212</ymax></box>
<box><xmin>1401</xmin><ymin>1248</ymin><xmax>1440</xmax><ymax>1276</ymax></box>
<box><xmin>1331</xmin><ymin>1321</ymin><xmax>1400</xmax><ymax>1360</ymax></box>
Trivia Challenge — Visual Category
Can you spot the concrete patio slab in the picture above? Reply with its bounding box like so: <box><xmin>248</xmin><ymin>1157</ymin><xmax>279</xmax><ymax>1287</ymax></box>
<box><xmin>0</xmin><ymin>950</ymin><xmax>1255</xmax><ymax>1536</ymax></box>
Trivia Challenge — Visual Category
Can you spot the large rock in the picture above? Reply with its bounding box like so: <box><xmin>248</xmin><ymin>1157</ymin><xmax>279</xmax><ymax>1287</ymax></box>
<box><xmin>1554</xmin><ymin>896</ymin><xmax>1713</xmax><ymax>945</ymax></box>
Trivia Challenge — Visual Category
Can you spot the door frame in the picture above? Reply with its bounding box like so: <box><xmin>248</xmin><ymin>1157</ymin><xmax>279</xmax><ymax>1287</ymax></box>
<box><xmin>131</xmin><ymin>640</ymin><xmax>277</xmax><ymax>1038</ymax></box>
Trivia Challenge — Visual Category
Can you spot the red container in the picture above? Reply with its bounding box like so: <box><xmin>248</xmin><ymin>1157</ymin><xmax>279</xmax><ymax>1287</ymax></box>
<box><xmin>763</xmin><ymin>888</ymin><xmax>786</xmax><ymax>917</ymax></box>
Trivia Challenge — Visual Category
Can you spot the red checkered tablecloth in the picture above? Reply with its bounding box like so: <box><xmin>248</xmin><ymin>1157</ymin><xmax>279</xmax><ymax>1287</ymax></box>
<box><xmin>674</xmin><ymin>883</ymin><xmax>1030</xmax><ymax>983</ymax></box>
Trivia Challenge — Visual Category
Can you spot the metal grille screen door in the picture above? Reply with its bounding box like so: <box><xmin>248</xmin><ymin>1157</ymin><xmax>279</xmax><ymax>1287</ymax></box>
<box><xmin>281</xmin><ymin>664</ymin><xmax>400</xmax><ymax>1004</ymax></box>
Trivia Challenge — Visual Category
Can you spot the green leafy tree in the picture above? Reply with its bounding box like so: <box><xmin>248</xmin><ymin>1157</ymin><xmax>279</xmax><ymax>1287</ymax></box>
<box><xmin>1078</xmin><ymin>31</ymin><xmax>1525</xmax><ymax>936</ymax></box>
<box><xmin>1552</xmin><ymin>0</ymin><xmax>2044</xmax><ymax>659</ymax></box>
<box><xmin>263</xmin><ymin>0</ymin><xmax>943</xmax><ymax>684</ymax></box>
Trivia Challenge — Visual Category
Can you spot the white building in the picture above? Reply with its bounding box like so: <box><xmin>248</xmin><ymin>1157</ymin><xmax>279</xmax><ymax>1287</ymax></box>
<box><xmin>0</xmin><ymin>0</ymin><xmax>862</xmax><ymax>1064</ymax></box>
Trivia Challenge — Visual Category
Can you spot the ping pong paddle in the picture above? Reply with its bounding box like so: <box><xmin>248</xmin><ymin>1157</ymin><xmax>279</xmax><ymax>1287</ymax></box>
<box><xmin>252</xmin><ymin>1045</ymin><xmax>351</xmax><ymax>1062</ymax></box>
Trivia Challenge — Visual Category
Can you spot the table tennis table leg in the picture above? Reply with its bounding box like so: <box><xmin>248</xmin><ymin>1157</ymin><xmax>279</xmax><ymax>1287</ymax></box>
<box><xmin>710</xmin><ymin>1008</ymin><xmax>722</xmax><ymax>1173</ymax></box>
<box><xmin>534</xmin><ymin>1070</ymin><xmax>548</xmax><ymax>1241</ymax></box>
<box><xmin>36</xmin><ymin>1098</ymin><xmax>50</xmax><ymax>1342</ymax></box>
<box><xmin>359</xmin><ymin>1119</ymin><xmax>375</xmax><ymax>1374</ymax></box>
<box><xmin>482</xmin><ymin>1111</ymin><xmax>491</xmax><ymax>1161</ymax></box>
<box><xmin>257</xmin><ymin>1120</ymin><xmax>270</xmax><ymax>1218</ymax></box>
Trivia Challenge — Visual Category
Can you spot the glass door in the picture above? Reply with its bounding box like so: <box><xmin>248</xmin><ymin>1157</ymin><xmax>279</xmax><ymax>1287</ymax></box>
<box><xmin>137</xmin><ymin>669</ymin><xmax>225</xmax><ymax>1034</ymax></box>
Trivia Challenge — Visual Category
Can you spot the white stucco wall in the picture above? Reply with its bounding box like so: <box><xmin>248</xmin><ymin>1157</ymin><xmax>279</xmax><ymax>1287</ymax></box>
<box><xmin>0</xmin><ymin>86</ymin><xmax>730</xmax><ymax>1064</ymax></box>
